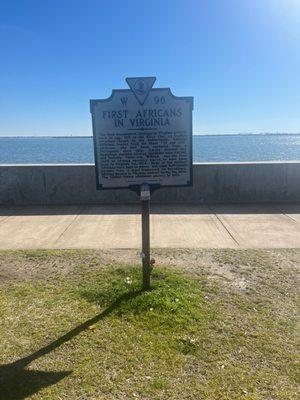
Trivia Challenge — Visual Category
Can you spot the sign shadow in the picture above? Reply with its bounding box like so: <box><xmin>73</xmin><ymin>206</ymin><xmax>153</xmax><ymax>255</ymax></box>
<box><xmin>0</xmin><ymin>290</ymin><xmax>142</xmax><ymax>400</ymax></box>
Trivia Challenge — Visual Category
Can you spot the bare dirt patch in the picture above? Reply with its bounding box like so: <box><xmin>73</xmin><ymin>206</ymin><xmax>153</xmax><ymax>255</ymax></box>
<box><xmin>1</xmin><ymin>248</ymin><xmax>299</xmax><ymax>293</ymax></box>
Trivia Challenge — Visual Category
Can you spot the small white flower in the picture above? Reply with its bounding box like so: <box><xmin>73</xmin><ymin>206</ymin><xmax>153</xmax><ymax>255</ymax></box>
<box><xmin>175</xmin><ymin>298</ymin><xmax>179</xmax><ymax>302</ymax></box>
<box><xmin>149</xmin><ymin>307</ymin><xmax>153</xmax><ymax>311</ymax></box>
<box><xmin>125</xmin><ymin>276</ymin><xmax>132</xmax><ymax>285</ymax></box>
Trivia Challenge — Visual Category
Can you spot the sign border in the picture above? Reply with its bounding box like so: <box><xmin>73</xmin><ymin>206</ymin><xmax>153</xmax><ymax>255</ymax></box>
<box><xmin>90</xmin><ymin>88</ymin><xmax>193</xmax><ymax>193</ymax></box>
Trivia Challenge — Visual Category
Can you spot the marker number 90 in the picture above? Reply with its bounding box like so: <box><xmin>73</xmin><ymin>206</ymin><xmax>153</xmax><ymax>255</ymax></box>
<box><xmin>154</xmin><ymin>96</ymin><xmax>165</xmax><ymax>104</ymax></box>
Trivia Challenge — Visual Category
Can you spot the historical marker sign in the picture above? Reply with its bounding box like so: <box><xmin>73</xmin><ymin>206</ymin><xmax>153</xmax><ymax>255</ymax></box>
<box><xmin>90</xmin><ymin>77</ymin><xmax>193</xmax><ymax>190</ymax></box>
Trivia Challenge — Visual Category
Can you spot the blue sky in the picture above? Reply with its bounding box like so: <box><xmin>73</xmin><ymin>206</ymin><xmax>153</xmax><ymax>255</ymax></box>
<box><xmin>0</xmin><ymin>0</ymin><xmax>299</xmax><ymax>136</ymax></box>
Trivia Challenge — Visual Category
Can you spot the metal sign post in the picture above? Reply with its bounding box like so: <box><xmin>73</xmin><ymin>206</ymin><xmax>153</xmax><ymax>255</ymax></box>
<box><xmin>90</xmin><ymin>77</ymin><xmax>193</xmax><ymax>292</ymax></box>
<box><xmin>140</xmin><ymin>184</ymin><xmax>151</xmax><ymax>290</ymax></box>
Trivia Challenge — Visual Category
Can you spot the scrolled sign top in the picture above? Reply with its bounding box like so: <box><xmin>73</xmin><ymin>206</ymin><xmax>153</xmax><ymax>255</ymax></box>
<box><xmin>90</xmin><ymin>77</ymin><xmax>193</xmax><ymax>191</ymax></box>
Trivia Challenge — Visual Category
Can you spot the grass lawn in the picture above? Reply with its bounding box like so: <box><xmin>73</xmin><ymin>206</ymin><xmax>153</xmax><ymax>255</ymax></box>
<box><xmin>0</xmin><ymin>249</ymin><xmax>299</xmax><ymax>400</ymax></box>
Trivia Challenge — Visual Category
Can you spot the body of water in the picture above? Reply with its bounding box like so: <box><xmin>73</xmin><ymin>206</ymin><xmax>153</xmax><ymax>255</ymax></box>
<box><xmin>0</xmin><ymin>134</ymin><xmax>299</xmax><ymax>164</ymax></box>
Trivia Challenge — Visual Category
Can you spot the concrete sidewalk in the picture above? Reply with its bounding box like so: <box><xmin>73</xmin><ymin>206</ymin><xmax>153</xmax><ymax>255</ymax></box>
<box><xmin>0</xmin><ymin>204</ymin><xmax>300</xmax><ymax>249</ymax></box>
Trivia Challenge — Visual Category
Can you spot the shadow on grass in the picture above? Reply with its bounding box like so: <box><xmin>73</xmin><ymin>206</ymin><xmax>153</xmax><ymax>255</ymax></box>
<box><xmin>0</xmin><ymin>289</ymin><xmax>143</xmax><ymax>400</ymax></box>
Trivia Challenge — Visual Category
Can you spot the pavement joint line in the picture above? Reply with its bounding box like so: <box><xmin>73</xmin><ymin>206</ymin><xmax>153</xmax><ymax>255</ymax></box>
<box><xmin>208</xmin><ymin>206</ymin><xmax>240</xmax><ymax>247</ymax></box>
<box><xmin>0</xmin><ymin>215</ymin><xmax>12</xmax><ymax>226</ymax></box>
<box><xmin>53</xmin><ymin>206</ymin><xmax>84</xmax><ymax>245</ymax></box>
<box><xmin>282</xmin><ymin>214</ymin><xmax>300</xmax><ymax>224</ymax></box>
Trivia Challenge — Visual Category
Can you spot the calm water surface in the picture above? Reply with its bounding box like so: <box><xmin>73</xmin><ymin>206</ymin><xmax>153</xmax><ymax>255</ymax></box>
<box><xmin>0</xmin><ymin>134</ymin><xmax>299</xmax><ymax>164</ymax></box>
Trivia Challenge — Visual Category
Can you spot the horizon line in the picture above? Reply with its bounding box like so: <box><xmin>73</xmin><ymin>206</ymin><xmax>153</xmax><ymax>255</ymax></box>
<box><xmin>1</xmin><ymin>132</ymin><xmax>300</xmax><ymax>138</ymax></box>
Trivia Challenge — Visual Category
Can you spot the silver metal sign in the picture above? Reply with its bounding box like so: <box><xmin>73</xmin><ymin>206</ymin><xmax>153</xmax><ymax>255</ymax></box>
<box><xmin>90</xmin><ymin>77</ymin><xmax>193</xmax><ymax>190</ymax></box>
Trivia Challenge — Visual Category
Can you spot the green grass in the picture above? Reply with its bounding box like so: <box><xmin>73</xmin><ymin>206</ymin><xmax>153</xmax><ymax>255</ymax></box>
<box><xmin>0</xmin><ymin>249</ymin><xmax>299</xmax><ymax>399</ymax></box>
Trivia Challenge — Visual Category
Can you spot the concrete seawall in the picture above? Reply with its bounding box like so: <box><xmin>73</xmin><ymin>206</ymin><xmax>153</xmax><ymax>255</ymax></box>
<box><xmin>0</xmin><ymin>162</ymin><xmax>299</xmax><ymax>205</ymax></box>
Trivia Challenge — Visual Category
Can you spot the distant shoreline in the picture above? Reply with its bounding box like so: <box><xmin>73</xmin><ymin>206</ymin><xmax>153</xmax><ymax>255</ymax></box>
<box><xmin>1</xmin><ymin>133</ymin><xmax>300</xmax><ymax>138</ymax></box>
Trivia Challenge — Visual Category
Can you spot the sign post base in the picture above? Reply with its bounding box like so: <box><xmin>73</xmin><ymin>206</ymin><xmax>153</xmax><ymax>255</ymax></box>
<box><xmin>140</xmin><ymin>185</ymin><xmax>151</xmax><ymax>291</ymax></box>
